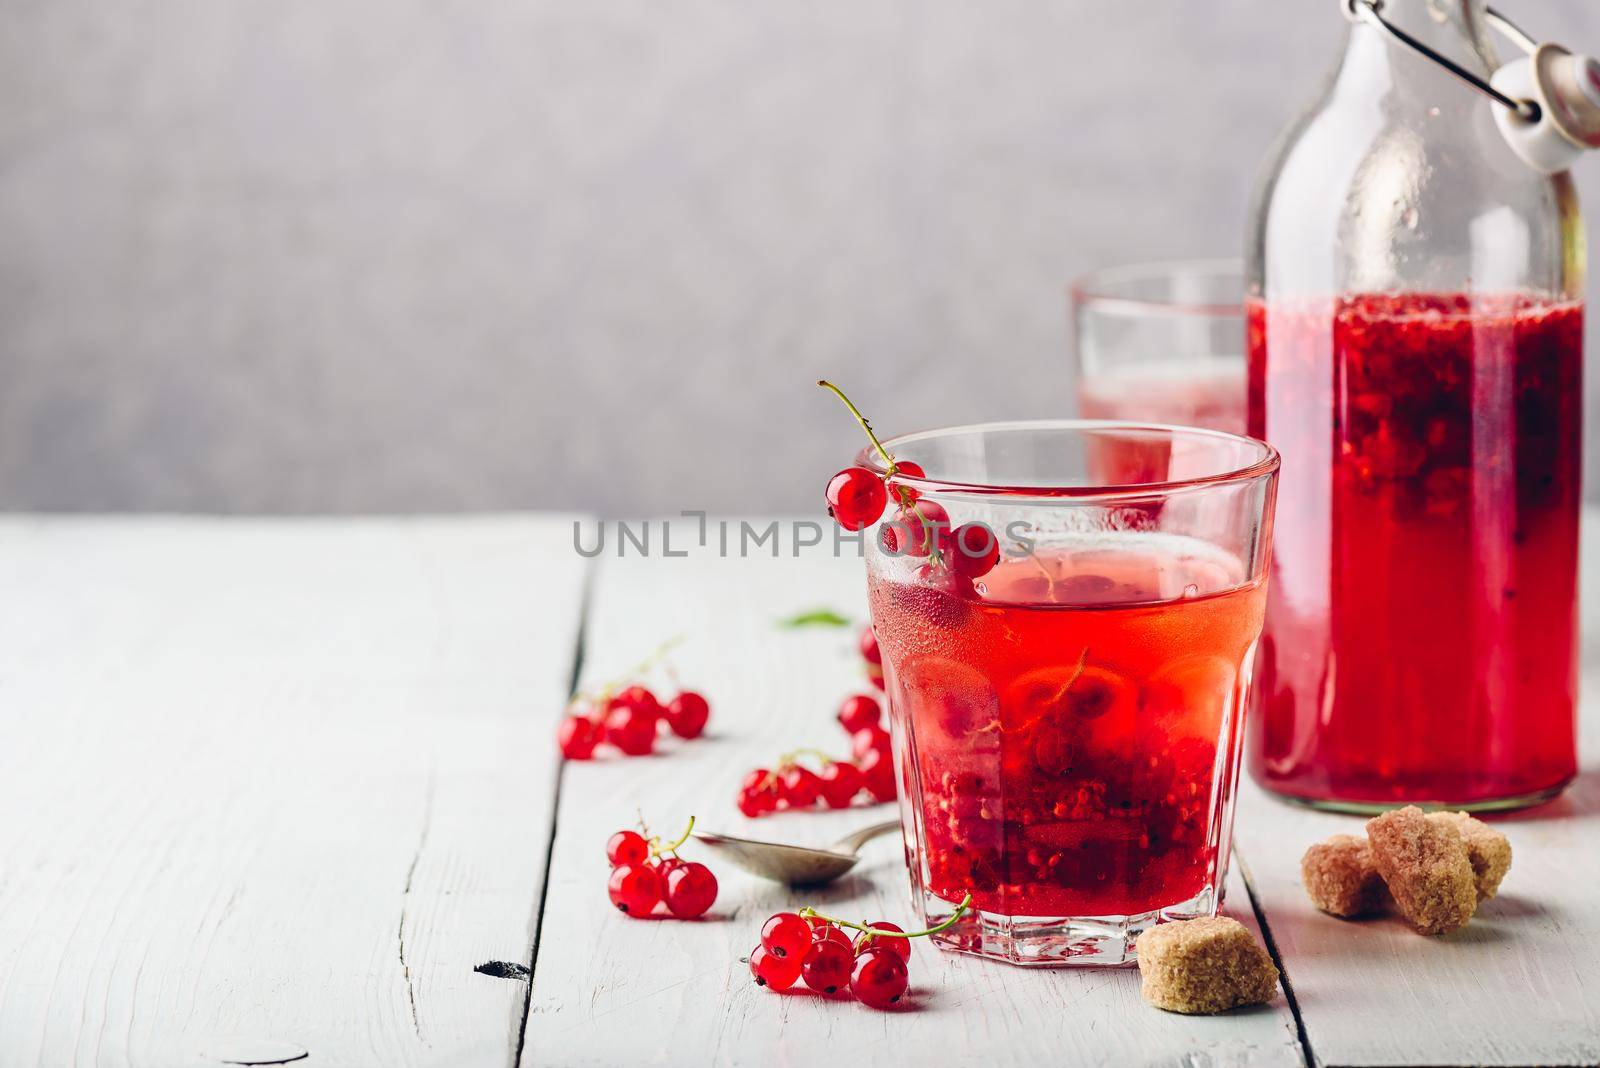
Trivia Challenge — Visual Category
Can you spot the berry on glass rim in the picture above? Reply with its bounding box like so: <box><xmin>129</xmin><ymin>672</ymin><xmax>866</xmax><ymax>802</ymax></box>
<box><xmin>851</xmin><ymin>946</ymin><xmax>910</xmax><ymax>1009</ymax></box>
<box><xmin>886</xmin><ymin>460</ymin><xmax>926</xmax><ymax>506</ymax></box>
<box><xmin>825</xmin><ymin>468</ymin><xmax>888</xmax><ymax>532</ymax></box>
<box><xmin>879</xmin><ymin>498</ymin><xmax>949</xmax><ymax>558</ymax></box>
<box><xmin>557</xmin><ymin>715</ymin><xmax>601</xmax><ymax>760</ymax></box>
<box><xmin>836</xmin><ymin>694</ymin><xmax>881</xmax><ymax>733</ymax></box>
<box><xmin>666</xmin><ymin>691</ymin><xmax>710</xmax><ymax>739</ymax></box>
<box><xmin>946</xmin><ymin>522</ymin><xmax>1000</xmax><ymax>579</ymax></box>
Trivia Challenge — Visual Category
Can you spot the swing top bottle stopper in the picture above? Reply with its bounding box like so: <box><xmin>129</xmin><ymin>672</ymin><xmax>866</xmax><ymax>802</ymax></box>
<box><xmin>1346</xmin><ymin>0</ymin><xmax>1600</xmax><ymax>174</ymax></box>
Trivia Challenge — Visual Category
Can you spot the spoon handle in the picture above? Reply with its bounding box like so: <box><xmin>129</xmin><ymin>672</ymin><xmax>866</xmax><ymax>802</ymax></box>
<box><xmin>829</xmin><ymin>819</ymin><xmax>901</xmax><ymax>856</ymax></box>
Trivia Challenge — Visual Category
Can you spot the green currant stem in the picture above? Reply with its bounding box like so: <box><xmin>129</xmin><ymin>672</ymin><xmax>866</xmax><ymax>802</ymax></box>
<box><xmin>571</xmin><ymin>634</ymin><xmax>685</xmax><ymax>711</ymax></box>
<box><xmin>817</xmin><ymin>380</ymin><xmax>899</xmax><ymax>479</ymax></box>
<box><xmin>797</xmin><ymin>893</ymin><xmax>973</xmax><ymax>941</ymax></box>
<box><xmin>650</xmin><ymin>815</ymin><xmax>696</xmax><ymax>859</ymax></box>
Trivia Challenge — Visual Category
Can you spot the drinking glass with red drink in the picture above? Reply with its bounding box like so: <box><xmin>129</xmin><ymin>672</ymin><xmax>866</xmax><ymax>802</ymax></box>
<box><xmin>855</xmin><ymin>421</ymin><xmax>1278</xmax><ymax>965</ymax></box>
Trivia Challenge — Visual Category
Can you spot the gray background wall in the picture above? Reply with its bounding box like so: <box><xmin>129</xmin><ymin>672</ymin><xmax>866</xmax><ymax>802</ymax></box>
<box><xmin>3</xmin><ymin>1</ymin><xmax>1598</xmax><ymax>517</ymax></box>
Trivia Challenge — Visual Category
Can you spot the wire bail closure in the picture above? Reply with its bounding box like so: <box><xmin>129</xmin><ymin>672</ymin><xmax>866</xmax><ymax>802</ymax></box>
<box><xmin>1342</xmin><ymin>0</ymin><xmax>1542</xmax><ymax>121</ymax></box>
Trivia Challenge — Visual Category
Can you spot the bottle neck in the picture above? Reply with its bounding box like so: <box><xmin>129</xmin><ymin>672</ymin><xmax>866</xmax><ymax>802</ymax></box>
<box><xmin>1336</xmin><ymin>0</ymin><xmax>1499</xmax><ymax>99</ymax></box>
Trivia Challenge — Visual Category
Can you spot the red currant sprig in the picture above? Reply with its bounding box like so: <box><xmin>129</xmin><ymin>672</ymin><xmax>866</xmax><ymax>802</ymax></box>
<box><xmin>744</xmin><ymin>894</ymin><xmax>972</xmax><ymax>1008</ymax></box>
<box><xmin>605</xmin><ymin>815</ymin><xmax>719</xmax><ymax>920</ymax></box>
<box><xmin>557</xmin><ymin>637</ymin><xmax>713</xmax><ymax>760</ymax></box>
<box><xmin>817</xmin><ymin>381</ymin><xmax>997</xmax><ymax>580</ymax></box>
<box><xmin>735</xmin><ymin>695</ymin><xmax>896</xmax><ymax>817</ymax></box>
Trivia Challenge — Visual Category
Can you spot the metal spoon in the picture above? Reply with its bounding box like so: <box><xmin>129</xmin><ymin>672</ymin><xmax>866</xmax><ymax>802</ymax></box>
<box><xmin>692</xmin><ymin>820</ymin><xmax>901</xmax><ymax>886</ymax></box>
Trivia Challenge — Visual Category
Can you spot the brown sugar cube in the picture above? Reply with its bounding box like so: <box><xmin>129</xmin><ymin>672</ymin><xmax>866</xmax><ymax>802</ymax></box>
<box><xmin>1366</xmin><ymin>806</ymin><xmax>1477</xmax><ymax>935</ymax></box>
<box><xmin>1301</xmin><ymin>834</ymin><xmax>1388</xmax><ymax>917</ymax></box>
<box><xmin>1135</xmin><ymin>917</ymin><xmax>1279</xmax><ymax>1015</ymax></box>
<box><xmin>1427</xmin><ymin>811</ymin><xmax>1512</xmax><ymax>901</ymax></box>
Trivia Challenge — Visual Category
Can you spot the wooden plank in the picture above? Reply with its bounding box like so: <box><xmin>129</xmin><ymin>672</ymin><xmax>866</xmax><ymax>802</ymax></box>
<box><xmin>1228</xmin><ymin>521</ymin><xmax>1600</xmax><ymax>1068</ymax></box>
<box><xmin>0</xmin><ymin>517</ymin><xmax>587</xmax><ymax>1068</ymax></box>
<box><xmin>525</xmin><ymin>525</ymin><xmax>1306</xmax><ymax>1068</ymax></box>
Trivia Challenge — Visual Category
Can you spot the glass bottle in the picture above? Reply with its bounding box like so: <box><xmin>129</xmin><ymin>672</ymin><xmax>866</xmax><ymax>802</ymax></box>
<box><xmin>1246</xmin><ymin>0</ymin><xmax>1584</xmax><ymax>811</ymax></box>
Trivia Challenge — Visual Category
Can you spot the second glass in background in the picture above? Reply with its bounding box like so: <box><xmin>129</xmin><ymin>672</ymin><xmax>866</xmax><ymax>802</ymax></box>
<box><xmin>1072</xmin><ymin>259</ymin><xmax>1247</xmax><ymax>436</ymax></box>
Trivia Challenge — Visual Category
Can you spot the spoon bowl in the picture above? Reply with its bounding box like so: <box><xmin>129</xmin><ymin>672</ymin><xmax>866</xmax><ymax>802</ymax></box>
<box><xmin>692</xmin><ymin>820</ymin><xmax>900</xmax><ymax>886</ymax></box>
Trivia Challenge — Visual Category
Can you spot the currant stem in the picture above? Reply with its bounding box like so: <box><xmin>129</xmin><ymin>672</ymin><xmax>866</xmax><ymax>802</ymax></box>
<box><xmin>797</xmin><ymin>893</ymin><xmax>973</xmax><ymax>940</ymax></box>
<box><xmin>571</xmin><ymin>634</ymin><xmax>686</xmax><ymax>710</ymax></box>
<box><xmin>652</xmin><ymin>815</ymin><xmax>696</xmax><ymax>858</ymax></box>
<box><xmin>816</xmin><ymin>380</ymin><xmax>898</xmax><ymax>479</ymax></box>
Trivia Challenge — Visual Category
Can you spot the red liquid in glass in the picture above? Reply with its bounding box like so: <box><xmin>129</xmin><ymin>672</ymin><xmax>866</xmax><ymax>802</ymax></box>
<box><xmin>1248</xmin><ymin>293</ymin><xmax>1582</xmax><ymax>806</ymax></box>
<box><xmin>869</xmin><ymin>538</ymin><xmax>1265</xmax><ymax>918</ymax></box>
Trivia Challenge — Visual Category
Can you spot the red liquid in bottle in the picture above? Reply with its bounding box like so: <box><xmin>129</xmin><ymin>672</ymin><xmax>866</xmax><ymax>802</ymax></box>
<box><xmin>1248</xmin><ymin>293</ymin><xmax>1582</xmax><ymax>807</ymax></box>
<box><xmin>869</xmin><ymin>537</ymin><xmax>1265</xmax><ymax>919</ymax></box>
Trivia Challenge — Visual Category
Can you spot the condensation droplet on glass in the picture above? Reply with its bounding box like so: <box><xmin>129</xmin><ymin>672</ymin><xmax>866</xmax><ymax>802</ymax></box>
<box><xmin>1403</xmin><ymin>207</ymin><xmax>1420</xmax><ymax>231</ymax></box>
<box><xmin>1427</xmin><ymin>106</ymin><xmax>1441</xmax><ymax>118</ymax></box>
<box><xmin>1182</xmin><ymin>583</ymin><xmax>1200</xmax><ymax>599</ymax></box>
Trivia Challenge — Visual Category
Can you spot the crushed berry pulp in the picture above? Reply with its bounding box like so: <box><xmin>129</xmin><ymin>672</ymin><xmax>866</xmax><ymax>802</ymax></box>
<box><xmin>868</xmin><ymin>535</ymin><xmax>1265</xmax><ymax>918</ymax></box>
<box><xmin>1247</xmin><ymin>293</ymin><xmax>1581</xmax><ymax>807</ymax></box>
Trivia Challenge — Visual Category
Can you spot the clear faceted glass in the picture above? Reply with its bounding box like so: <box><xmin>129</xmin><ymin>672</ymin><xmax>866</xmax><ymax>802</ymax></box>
<box><xmin>1246</xmin><ymin>0</ymin><xmax>1584</xmax><ymax>811</ymax></box>
<box><xmin>1072</xmin><ymin>260</ymin><xmax>1247</xmax><ymax>436</ymax></box>
<box><xmin>858</xmin><ymin>422</ymin><xmax>1278</xmax><ymax>965</ymax></box>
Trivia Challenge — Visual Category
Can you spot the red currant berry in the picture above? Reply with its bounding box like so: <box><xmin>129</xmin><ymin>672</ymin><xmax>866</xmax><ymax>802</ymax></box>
<box><xmin>748</xmin><ymin>944</ymin><xmax>802</xmax><ymax>991</ymax></box>
<box><xmin>825</xmin><ymin>468</ymin><xmax>887</xmax><ymax>532</ymax></box>
<box><xmin>736</xmin><ymin>768</ymin><xmax>779</xmax><ymax>817</ymax></box>
<box><xmin>818</xmin><ymin>761</ymin><xmax>862</xmax><ymax>808</ymax></box>
<box><xmin>604</xmin><ymin>705</ymin><xmax>656</xmax><ymax>756</ymax></box>
<box><xmin>836</xmin><ymin>694</ymin><xmax>881</xmax><ymax>733</ymax></box>
<box><xmin>557</xmin><ymin>715</ymin><xmax>601</xmax><ymax>759</ymax></box>
<box><xmin>851</xmin><ymin>946</ymin><xmax>909</xmax><ymax>1008</ymax></box>
<box><xmin>605</xmin><ymin>830</ymin><xmax>649</xmax><ymax>868</ymax></box>
<box><xmin>760</xmin><ymin>912</ymin><xmax>812</xmax><ymax>959</ymax></box>
<box><xmin>858</xmin><ymin>747</ymin><xmax>897</xmax><ymax>802</ymax></box>
<box><xmin>880</xmin><ymin>499</ymin><xmax>949</xmax><ymax>557</ymax></box>
<box><xmin>779</xmin><ymin>765</ymin><xmax>822</xmax><ymax>808</ymax></box>
<box><xmin>607</xmin><ymin>863</ymin><xmax>662</xmax><ymax>916</ymax></box>
<box><xmin>867</xmin><ymin>665</ymin><xmax>885</xmax><ymax>691</ymax></box>
<box><xmin>859</xmin><ymin>625</ymin><xmax>882</xmax><ymax>666</ymax></box>
<box><xmin>611</xmin><ymin>684</ymin><xmax>663</xmax><ymax>721</ymax></box>
<box><xmin>665</xmin><ymin>690</ymin><xmax>710</xmax><ymax>739</ymax></box>
<box><xmin>886</xmin><ymin>460</ymin><xmax>926</xmax><ymax>506</ymax></box>
<box><xmin>664</xmin><ymin>861</ymin><xmax>718</xmax><ymax>919</ymax></box>
<box><xmin>946</xmin><ymin>522</ymin><xmax>1000</xmax><ymax>579</ymax></box>
<box><xmin>852</xmin><ymin>922</ymin><xmax>910</xmax><ymax>960</ymax></box>
<box><xmin>851</xmin><ymin>725</ymin><xmax>891</xmax><ymax>761</ymax></box>
<box><xmin>800</xmin><ymin>939</ymin><xmax>854</xmax><ymax>995</ymax></box>
<box><xmin>655</xmin><ymin>855</ymin><xmax>683</xmax><ymax>881</ymax></box>
<box><xmin>810</xmin><ymin>921</ymin><xmax>853</xmax><ymax>951</ymax></box>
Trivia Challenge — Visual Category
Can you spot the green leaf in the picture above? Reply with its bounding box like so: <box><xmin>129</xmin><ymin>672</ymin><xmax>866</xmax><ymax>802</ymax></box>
<box><xmin>776</xmin><ymin>608</ymin><xmax>853</xmax><ymax>629</ymax></box>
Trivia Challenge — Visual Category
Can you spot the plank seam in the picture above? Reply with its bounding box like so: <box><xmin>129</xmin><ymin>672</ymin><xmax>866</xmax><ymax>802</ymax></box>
<box><xmin>511</xmin><ymin>555</ymin><xmax>594</xmax><ymax>1068</ymax></box>
<box><xmin>398</xmin><ymin>767</ymin><xmax>437</xmax><ymax>1043</ymax></box>
<box><xmin>1235</xmin><ymin>848</ymin><xmax>1316</xmax><ymax>1068</ymax></box>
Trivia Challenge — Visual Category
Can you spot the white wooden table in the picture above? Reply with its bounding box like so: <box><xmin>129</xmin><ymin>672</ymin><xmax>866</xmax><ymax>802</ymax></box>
<box><xmin>0</xmin><ymin>516</ymin><xmax>1595</xmax><ymax>1068</ymax></box>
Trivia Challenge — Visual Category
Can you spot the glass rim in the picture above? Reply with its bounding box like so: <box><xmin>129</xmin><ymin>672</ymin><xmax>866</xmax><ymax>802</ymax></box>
<box><xmin>1069</xmin><ymin>257</ymin><xmax>1244</xmax><ymax>319</ymax></box>
<box><xmin>855</xmin><ymin>419</ymin><xmax>1279</xmax><ymax>500</ymax></box>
